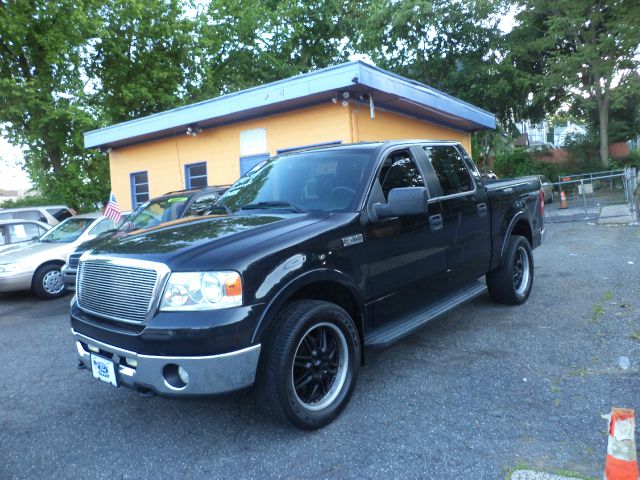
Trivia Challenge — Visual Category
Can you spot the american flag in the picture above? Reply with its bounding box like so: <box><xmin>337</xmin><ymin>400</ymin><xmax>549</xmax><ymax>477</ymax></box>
<box><xmin>103</xmin><ymin>192</ymin><xmax>122</xmax><ymax>223</ymax></box>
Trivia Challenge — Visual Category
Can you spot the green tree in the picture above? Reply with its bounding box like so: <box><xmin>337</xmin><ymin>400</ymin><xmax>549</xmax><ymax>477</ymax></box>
<box><xmin>194</xmin><ymin>0</ymin><xmax>356</xmax><ymax>99</ymax></box>
<box><xmin>351</xmin><ymin>0</ymin><xmax>528</xmax><ymax>126</ymax></box>
<box><xmin>0</xmin><ymin>0</ymin><xmax>199</xmax><ymax>209</ymax></box>
<box><xmin>570</xmin><ymin>72</ymin><xmax>640</xmax><ymax>145</ymax></box>
<box><xmin>509</xmin><ymin>0</ymin><xmax>640</xmax><ymax>167</ymax></box>
<box><xmin>88</xmin><ymin>0</ymin><xmax>197</xmax><ymax>124</ymax></box>
<box><xmin>0</xmin><ymin>0</ymin><xmax>107</xmax><ymax>209</ymax></box>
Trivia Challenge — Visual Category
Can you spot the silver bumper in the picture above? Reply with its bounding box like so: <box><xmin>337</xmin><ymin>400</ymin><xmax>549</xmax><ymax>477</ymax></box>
<box><xmin>72</xmin><ymin>329</ymin><xmax>261</xmax><ymax>396</ymax></box>
<box><xmin>0</xmin><ymin>271</ymin><xmax>33</xmax><ymax>293</ymax></box>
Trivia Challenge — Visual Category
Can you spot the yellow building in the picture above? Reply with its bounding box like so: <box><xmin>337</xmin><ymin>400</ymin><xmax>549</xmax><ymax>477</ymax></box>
<box><xmin>85</xmin><ymin>62</ymin><xmax>495</xmax><ymax>211</ymax></box>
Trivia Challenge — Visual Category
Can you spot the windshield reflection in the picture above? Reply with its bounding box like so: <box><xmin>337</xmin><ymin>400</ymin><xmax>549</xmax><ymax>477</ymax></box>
<box><xmin>217</xmin><ymin>149</ymin><xmax>373</xmax><ymax>214</ymax></box>
<box><xmin>40</xmin><ymin>218</ymin><xmax>93</xmax><ymax>243</ymax></box>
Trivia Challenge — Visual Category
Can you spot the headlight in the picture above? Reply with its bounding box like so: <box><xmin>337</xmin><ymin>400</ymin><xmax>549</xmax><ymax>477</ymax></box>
<box><xmin>160</xmin><ymin>271</ymin><xmax>243</xmax><ymax>311</ymax></box>
<box><xmin>0</xmin><ymin>262</ymin><xmax>33</xmax><ymax>274</ymax></box>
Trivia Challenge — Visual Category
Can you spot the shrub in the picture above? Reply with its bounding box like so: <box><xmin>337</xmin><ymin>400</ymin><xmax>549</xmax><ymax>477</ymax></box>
<box><xmin>493</xmin><ymin>148</ymin><xmax>538</xmax><ymax>178</ymax></box>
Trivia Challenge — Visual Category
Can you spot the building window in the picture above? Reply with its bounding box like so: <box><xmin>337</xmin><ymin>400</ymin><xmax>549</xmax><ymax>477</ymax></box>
<box><xmin>130</xmin><ymin>171</ymin><xmax>149</xmax><ymax>208</ymax></box>
<box><xmin>185</xmin><ymin>162</ymin><xmax>208</xmax><ymax>189</ymax></box>
<box><xmin>240</xmin><ymin>153</ymin><xmax>270</xmax><ymax>176</ymax></box>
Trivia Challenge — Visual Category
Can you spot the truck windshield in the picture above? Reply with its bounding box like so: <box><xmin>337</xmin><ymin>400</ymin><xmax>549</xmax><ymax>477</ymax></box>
<box><xmin>40</xmin><ymin>218</ymin><xmax>93</xmax><ymax>243</ymax></box>
<box><xmin>218</xmin><ymin>150</ymin><xmax>373</xmax><ymax>213</ymax></box>
<box><xmin>123</xmin><ymin>196</ymin><xmax>188</xmax><ymax>230</ymax></box>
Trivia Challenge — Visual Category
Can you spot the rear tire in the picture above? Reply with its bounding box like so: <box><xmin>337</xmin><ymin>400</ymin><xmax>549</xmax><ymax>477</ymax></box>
<box><xmin>256</xmin><ymin>300</ymin><xmax>360</xmax><ymax>430</ymax></box>
<box><xmin>32</xmin><ymin>264</ymin><xmax>66</xmax><ymax>299</ymax></box>
<box><xmin>486</xmin><ymin>235</ymin><xmax>533</xmax><ymax>305</ymax></box>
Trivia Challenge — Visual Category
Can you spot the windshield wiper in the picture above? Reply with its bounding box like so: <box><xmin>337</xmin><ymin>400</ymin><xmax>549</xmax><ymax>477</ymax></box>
<box><xmin>240</xmin><ymin>201</ymin><xmax>305</xmax><ymax>213</ymax></box>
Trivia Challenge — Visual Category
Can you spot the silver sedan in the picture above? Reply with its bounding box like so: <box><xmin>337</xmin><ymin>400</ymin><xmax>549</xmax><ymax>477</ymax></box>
<box><xmin>0</xmin><ymin>213</ymin><xmax>115</xmax><ymax>299</ymax></box>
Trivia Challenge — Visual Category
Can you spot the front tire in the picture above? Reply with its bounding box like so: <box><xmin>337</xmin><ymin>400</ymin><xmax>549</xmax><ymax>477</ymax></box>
<box><xmin>257</xmin><ymin>300</ymin><xmax>360</xmax><ymax>430</ymax></box>
<box><xmin>32</xmin><ymin>264</ymin><xmax>66</xmax><ymax>299</ymax></box>
<box><xmin>486</xmin><ymin>235</ymin><xmax>533</xmax><ymax>305</ymax></box>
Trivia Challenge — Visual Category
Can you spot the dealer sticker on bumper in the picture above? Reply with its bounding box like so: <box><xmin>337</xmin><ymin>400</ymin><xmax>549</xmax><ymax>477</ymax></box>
<box><xmin>90</xmin><ymin>354</ymin><xmax>118</xmax><ymax>387</ymax></box>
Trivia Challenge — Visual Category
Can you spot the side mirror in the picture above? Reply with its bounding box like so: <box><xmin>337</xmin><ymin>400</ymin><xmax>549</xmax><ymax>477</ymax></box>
<box><xmin>369</xmin><ymin>187</ymin><xmax>428</xmax><ymax>223</ymax></box>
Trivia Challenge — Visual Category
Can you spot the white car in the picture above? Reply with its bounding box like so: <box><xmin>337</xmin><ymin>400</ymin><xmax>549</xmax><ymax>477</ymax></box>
<box><xmin>0</xmin><ymin>213</ymin><xmax>115</xmax><ymax>299</ymax></box>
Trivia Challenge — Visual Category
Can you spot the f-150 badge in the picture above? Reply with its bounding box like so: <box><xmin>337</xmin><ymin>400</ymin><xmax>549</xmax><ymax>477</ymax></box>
<box><xmin>342</xmin><ymin>234</ymin><xmax>363</xmax><ymax>247</ymax></box>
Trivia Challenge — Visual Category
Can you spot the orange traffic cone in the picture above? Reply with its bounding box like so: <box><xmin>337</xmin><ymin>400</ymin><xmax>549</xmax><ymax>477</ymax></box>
<box><xmin>603</xmin><ymin>408</ymin><xmax>639</xmax><ymax>480</ymax></box>
<box><xmin>559</xmin><ymin>190</ymin><xmax>568</xmax><ymax>209</ymax></box>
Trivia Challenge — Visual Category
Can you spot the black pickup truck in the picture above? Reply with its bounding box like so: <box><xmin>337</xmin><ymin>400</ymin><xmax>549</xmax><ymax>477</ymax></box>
<box><xmin>70</xmin><ymin>140</ymin><xmax>544</xmax><ymax>429</ymax></box>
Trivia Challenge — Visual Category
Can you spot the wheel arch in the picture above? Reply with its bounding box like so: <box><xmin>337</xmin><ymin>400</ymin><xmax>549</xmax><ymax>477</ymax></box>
<box><xmin>252</xmin><ymin>269</ymin><xmax>366</xmax><ymax>364</ymax></box>
<box><xmin>31</xmin><ymin>259</ymin><xmax>65</xmax><ymax>286</ymax></box>
<box><xmin>500</xmin><ymin>213</ymin><xmax>532</xmax><ymax>258</ymax></box>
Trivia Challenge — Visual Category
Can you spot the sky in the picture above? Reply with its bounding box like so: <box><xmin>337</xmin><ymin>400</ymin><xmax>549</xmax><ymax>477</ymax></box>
<box><xmin>0</xmin><ymin>137</ymin><xmax>31</xmax><ymax>191</ymax></box>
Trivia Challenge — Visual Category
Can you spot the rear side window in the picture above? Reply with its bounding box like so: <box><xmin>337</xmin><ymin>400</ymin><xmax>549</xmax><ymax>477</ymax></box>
<box><xmin>379</xmin><ymin>151</ymin><xmax>425</xmax><ymax>200</ymax></box>
<box><xmin>8</xmin><ymin>222</ymin><xmax>42</xmax><ymax>242</ymax></box>
<box><xmin>13</xmin><ymin>210</ymin><xmax>45</xmax><ymax>222</ymax></box>
<box><xmin>424</xmin><ymin>146</ymin><xmax>473</xmax><ymax>196</ymax></box>
<box><xmin>47</xmin><ymin>208</ymin><xmax>73</xmax><ymax>222</ymax></box>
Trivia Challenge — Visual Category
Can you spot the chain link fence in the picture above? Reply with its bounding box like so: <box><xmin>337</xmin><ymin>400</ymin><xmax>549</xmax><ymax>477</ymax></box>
<box><xmin>544</xmin><ymin>168</ymin><xmax>638</xmax><ymax>223</ymax></box>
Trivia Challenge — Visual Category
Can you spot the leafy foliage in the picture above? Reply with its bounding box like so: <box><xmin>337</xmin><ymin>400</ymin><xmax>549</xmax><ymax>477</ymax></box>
<box><xmin>88</xmin><ymin>0</ymin><xmax>198</xmax><ymax>124</ymax></box>
<box><xmin>0</xmin><ymin>0</ymin><xmax>107</xmax><ymax>209</ymax></box>
<box><xmin>352</xmin><ymin>0</ymin><xmax>530</xmax><ymax>125</ymax></box>
<box><xmin>507</xmin><ymin>0</ymin><xmax>640</xmax><ymax>166</ymax></box>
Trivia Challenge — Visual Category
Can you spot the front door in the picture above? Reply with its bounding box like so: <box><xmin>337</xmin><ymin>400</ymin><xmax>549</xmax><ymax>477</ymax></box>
<box><xmin>364</xmin><ymin>147</ymin><xmax>447</xmax><ymax>329</ymax></box>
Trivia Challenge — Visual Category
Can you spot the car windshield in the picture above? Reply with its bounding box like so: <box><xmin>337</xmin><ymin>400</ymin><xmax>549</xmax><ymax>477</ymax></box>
<box><xmin>123</xmin><ymin>196</ymin><xmax>189</xmax><ymax>230</ymax></box>
<box><xmin>217</xmin><ymin>149</ymin><xmax>373</xmax><ymax>214</ymax></box>
<box><xmin>40</xmin><ymin>218</ymin><xmax>94</xmax><ymax>243</ymax></box>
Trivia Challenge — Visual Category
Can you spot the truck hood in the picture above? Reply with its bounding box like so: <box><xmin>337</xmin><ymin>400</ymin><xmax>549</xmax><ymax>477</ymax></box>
<box><xmin>88</xmin><ymin>212</ymin><xmax>329</xmax><ymax>268</ymax></box>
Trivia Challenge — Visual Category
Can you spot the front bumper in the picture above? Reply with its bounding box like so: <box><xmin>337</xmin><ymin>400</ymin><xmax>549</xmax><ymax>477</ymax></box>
<box><xmin>72</xmin><ymin>329</ymin><xmax>261</xmax><ymax>396</ymax></box>
<box><xmin>61</xmin><ymin>264</ymin><xmax>76</xmax><ymax>290</ymax></box>
<box><xmin>0</xmin><ymin>271</ymin><xmax>33</xmax><ymax>293</ymax></box>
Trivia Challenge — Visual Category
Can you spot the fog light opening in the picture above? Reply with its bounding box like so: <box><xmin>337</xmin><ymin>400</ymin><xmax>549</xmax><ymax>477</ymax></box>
<box><xmin>163</xmin><ymin>364</ymin><xmax>188</xmax><ymax>390</ymax></box>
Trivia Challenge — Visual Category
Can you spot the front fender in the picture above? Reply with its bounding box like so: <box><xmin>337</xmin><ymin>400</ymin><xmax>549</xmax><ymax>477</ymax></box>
<box><xmin>250</xmin><ymin>268</ymin><xmax>365</xmax><ymax>344</ymax></box>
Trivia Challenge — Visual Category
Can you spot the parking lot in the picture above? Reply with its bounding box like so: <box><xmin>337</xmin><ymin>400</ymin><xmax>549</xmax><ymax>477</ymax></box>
<box><xmin>1</xmin><ymin>221</ymin><xmax>638</xmax><ymax>479</ymax></box>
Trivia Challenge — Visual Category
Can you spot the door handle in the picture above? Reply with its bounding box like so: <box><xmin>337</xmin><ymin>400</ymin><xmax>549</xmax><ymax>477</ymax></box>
<box><xmin>429</xmin><ymin>214</ymin><xmax>443</xmax><ymax>231</ymax></box>
<box><xmin>477</xmin><ymin>203</ymin><xmax>488</xmax><ymax>217</ymax></box>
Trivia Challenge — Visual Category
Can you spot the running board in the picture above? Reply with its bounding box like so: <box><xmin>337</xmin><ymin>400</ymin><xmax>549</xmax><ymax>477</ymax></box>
<box><xmin>365</xmin><ymin>281</ymin><xmax>487</xmax><ymax>349</ymax></box>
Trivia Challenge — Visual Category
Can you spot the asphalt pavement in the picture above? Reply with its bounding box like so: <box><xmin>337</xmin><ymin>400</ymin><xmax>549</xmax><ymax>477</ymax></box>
<box><xmin>1</xmin><ymin>221</ymin><xmax>638</xmax><ymax>479</ymax></box>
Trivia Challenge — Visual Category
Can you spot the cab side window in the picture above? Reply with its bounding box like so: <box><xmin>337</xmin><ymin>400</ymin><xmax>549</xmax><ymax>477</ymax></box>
<box><xmin>424</xmin><ymin>146</ymin><xmax>473</xmax><ymax>196</ymax></box>
<box><xmin>379</xmin><ymin>151</ymin><xmax>425</xmax><ymax>200</ymax></box>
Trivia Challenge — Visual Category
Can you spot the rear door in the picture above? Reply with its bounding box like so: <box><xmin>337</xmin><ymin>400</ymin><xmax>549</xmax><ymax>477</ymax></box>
<box><xmin>419</xmin><ymin>144</ymin><xmax>491</xmax><ymax>287</ymax></box>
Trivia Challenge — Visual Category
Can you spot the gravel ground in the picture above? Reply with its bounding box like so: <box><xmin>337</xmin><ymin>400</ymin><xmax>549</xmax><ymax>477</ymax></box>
<box><xmin>0</xmin><ymin>221</ymin><xmax>638</xmax><ymax>479</ymax></box>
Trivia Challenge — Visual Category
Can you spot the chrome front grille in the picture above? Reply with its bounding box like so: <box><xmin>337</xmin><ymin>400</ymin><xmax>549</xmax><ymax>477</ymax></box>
<box><xmin>68</xmin><ymin>252</ymin><xmax>82</xmax><ymax>269</ymax></box>
<box><xmin>77</xmin><ymin>257</ymin><xmax>169</xmax><ymax>323</ymax></box>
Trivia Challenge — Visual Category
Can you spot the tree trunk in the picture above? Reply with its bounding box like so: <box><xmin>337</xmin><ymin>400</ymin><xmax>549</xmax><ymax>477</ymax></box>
<box><xmin>597</xmin><ymin>94</ymin><xmax>610</xmax><ymax>168</ymax></box>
